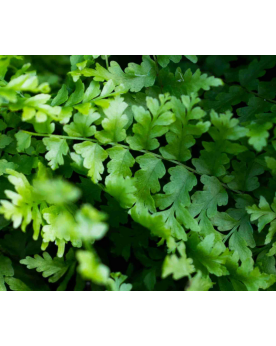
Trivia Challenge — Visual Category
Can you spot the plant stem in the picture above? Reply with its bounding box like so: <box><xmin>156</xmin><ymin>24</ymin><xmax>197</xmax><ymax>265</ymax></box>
<box><xmin>241</xmin><ymin>87</ymin><xmax>276</xmax><ymax>105</ymax></box>
<box><xmin>105</xmin><ymin>55</ymin><xmax>109</xmax><ymax>69</ymax></box>
<box><xmin>223</xmin><ymin>226</ymin><xmax>238</xmax><ymax>243</ymax></box>
<box><xmin>21</xmin><ymin>130</ymin><xmax>243</xmax><ymax>195</ymax></box>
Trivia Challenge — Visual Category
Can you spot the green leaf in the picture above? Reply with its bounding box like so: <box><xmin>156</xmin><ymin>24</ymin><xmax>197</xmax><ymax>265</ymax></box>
<box><xmin>95</xmin><ymin>97</ymin><xmax>128</xmax><ymax>143</ymax></box>
<box><xmin>0</xmin><ymin>119</ymin><xmax>7</xmax><ymax>131</ymax></box>
<box><xmin>155</xmin><ymin>166</ymin><xmax>198</xmax><ymax>240</ymax></box>
<box><xmin>15</xmin><ymin>131</ymin><xmax>32</xmax><ymax>152</ymax></box>
<box><xmin>193</xmin><ymin>110</ymin><xmax>248</xmax><ymax>178</ymax></box>
<box><xmin>7</xmin><ymin>154</ymin><xmax>38</xmax><ymax>175</ymax></box>
<box><xmin>157</xmin><ymin>55</ymin><xmax>182</xmax><ymax>67</ymax></box>
<box><xmin>189</xmin><ymin>175</ymin><xmax>228</xmax><ymax>218</ymax></box>
<box><xmin>0</xmin><ymin>169</ymin><xmax>37</xmax><ymax>233</ymax></box>
<box><xmin>107</xmin><ymin>272</ymin><xmax>132</xmax><ymax>291</ymax></box>
<box><xmin>90</xmin><ymin>55</ymin><xmax>157</xmax><ymax>92</ymax></box>
<box><xmin>105</xmin><ymin>175</ymin><xmax>136</xmax><ymax>209</ymax></box>
<box><xmin>34</xmin><ymin>178</ymin><xmax>81</xmax><ymax>205</ymax></box>
<box><xmin>20</xmin><ymin>250</ymin><xmax>74</xmax><ymax>283</ymax></box>
<box><xmin>65</xmin><ymin>79</ymin><xmax>84</xmax><ymax>107</ymax></box>
<box><xmin>229</xmin><ymin>231</ymin><xmax>252</xmax><ymax>262</ymax></box>
<box><xmin>0</xmin><ymin>134</ymin><xmax>13</xmax><ymax>149</ymax></box>
<box><xmin>51</xmin><ymin>84</ymin><xmax>68</xmax><ymax>106</ymax></box>
<box><xmin>237</xmin><ymin>96</ymin><xmax>272</xmax><ymax>123</ymax></box>
<box><xmin>43</xmin><ymin>137</ymin><xmax>69</xmax><ymax>170</ymax></box>
<box><xmin>187</xmin><ymin>233</ymin><xmax>229</xmax><ymax>276</ymax></box>
<box><xmin>208</xmin><ymin>110</ymin><xmax>249</xmax><ymax>147</ymax></box>
<box><xmin>76</xmin><ymin>250</ymin><xmax>110</xmax><ymax>285</ymax></box>
<box><xmin>5</xmin><ymin>277</ymin><xmax>31</xmax><ymax>291</ymax></box>
<box><xmin>134</xmin><ymin>154</ymin><xmax>166</xmax><ymax>213</ymax></box>
<box><xmin>227</xmin><ymin>152</ymin><xmax>264</xmax><ymax>192</ymax></box>
<box><xmin>226</xmin><ymin>255</ymin><xmax>275</xmax><ymax>291</ymax></box>
<box><xmin>83</xmin><ymin>81</ymin><xmax>101</xmax><ymax>103</ymax></box>
<box><xmin>213</xmin><ymin>194</ymin><xmax>255</xmax><ymax>247</ymax></box>
<box><xmin>162</xmin><ymin>243</ymin><xmax>195</xmax><ymax>280</ymax></box>
<box><xmin>127</xmin><ymin>94</ymin><xmax>175</xmax><ymax>150</ymax></box>
<box><xmin>130</xmin><ymin>205</ymin><xmax>171</xmax><ymax>240</ymax></box>
<box><xmin>0</xmin><ymin>159</ymin><xmax>18</xmax><ymax>176</ymax></box>
<box><xmin>202</xmin><ymin>86</ymin><xmax>249</xmax><ymax>113</ymax></box>
<box><xmin>193</xmin><ymin>151</ymin><xmax>229</xmax><ymax>177</ymax></box>
<box><xmin>64</xmin><ymin>110</ymin><xmax>100</xmax><ymax>137</ymax></box>
<box><xmin>69</xmin><ymin>204</ymin><xmax>108</xmax><ymax>242</ymax></box>
<box><xmin>266</xmin><ymin>156</ymin><xmax>276</xmax><ymax>175</ymax></box>
<box><xmin>185</xmin><ymin>55</ymin><xmax>198</xmax><ymax>63</ymax></box>
<box><xmin>106</xmin><ymin>146</ymin><xmax>135</xmax><ymax>178</ymax></box>
<box><xmin>187</xmin><ymin>271</ymin><xmax>213</xmax><ymax>291</ymax></box>
<box><xmin>155</xmin><ymin>68</ymin><xmax>223</xmax><ymax>98</ymax></box>
<box><xmin>247</xmin><ymin>121</ymin><xmax>273</xmax><ymax>151</ymax></box>
<box><xmin>74</xmin><ymin>141</ymin><xmax>108</xmax><ymax>183</ymax></box>
<box><xmin>247</xmin><ymin>195</ymin><xmax>276</xmax><ymax>244</ymax></box>
<box><xmin>160</xmin><ymin>94</ymin><xmax>209</xmax><ymax>162</ymax></box>
<box><xmin>239</xmin><ymin>56</ymin><xmax>276</xmax><ymax>90</ymax></box>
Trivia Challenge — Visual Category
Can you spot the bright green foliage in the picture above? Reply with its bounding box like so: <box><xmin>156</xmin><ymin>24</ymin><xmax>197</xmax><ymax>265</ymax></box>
<box><xmin>127</xmin><ymin>94</ymin><xmax>175</xmax><ymax>150</ymax></box>
<box><xmin>247</xmin><ymin>195</ymin><xmax>276</xmax><ymax>245</ymax></box>
<box><xmin>266</xmin><ymin>156</ymin><xmax>276</xmax><ymax>175</ymax></box>
<box><xmin>74</xmin><ymin>141</ymin><xmax>108</xmax><ymax>183</ymax></box>
<box><xmin>212</xmin><ymin>195</ymin><xmax>255</xmax><ymax>262</ymax></box>
<box><xmin>1</xmin><ymin>55</ymin><xmax>276</xmax><ymax>291</ymax></box>
<box><xmin>106</xmin><ymin>146</ymin><xmax>135</xmax><ymax>178</ymax></box>
<box><xmin>0</xmin><ymin>74</ymin><xmax>50</xmax><ymax>103</ymax></box>
<box><xmin>247</xmin><ymin>121</ymin><xmax>273</xmax><ymax>151</ymax></box>
<box><xmin>178</xmin><ymin>68</ymin><xmax>223</xmax><ymax>95</ymax></box>
<box><xmin>156</xmin><ymin>55</ymin><xmax>182</xmax><ymax>68</ymax></box>
<box><xmin>129</xmin><ymin>206</ymin><xmax>171</xmax><ymax>241</ymax></box>
<box><xmin>88</xmin><ymin>55</ymin><xmax>157</xmax><ymax>92</ymax></box>
<box><xmin>4</xmin><ymin>277</ymin><xmax>31</xmax><ymax>291</ymax></box>
<box><xmin>76</xmin><ymin>250</ymin><xmax>110</xmax><ymax>285</ymax></box>
<box><xmin>153</xmin><ymin>68</ymin><xmax>223</xmax><ymax>98</ymax></box>
<box><xmin>15</xmin><ymin>131</ymin><xmax>31</xmax><ymax>152</ymax></box>
<box><xmin>184</xmin><ymin>55</ymin><xmax>198</xmax><ymax>64</ymax></box>
<box><xmin>187</xmin><ymin>233</ymin><xmax>230</xmax><ymax>276</ymax></box>
<box><xmin>64</xmin><ymin>110</ymin><xmax>100</xmax><ymax>137</ymax></box>
<box><xmin>160</xmin><ymin>94</ymin><xmax>209</xmax><ymax>162</ymax></box>
<box><xmin>0</xmin><ymin>166</ymin><xmax>107</xmax><ymax>257</ymax></box>
<box><xmin>20</xmin><ymin>250</ymin><xmax>75</xmax><ymax>283</ymax></box>
<box><xmin>155</xmin><ymin>166</ymin><xmax>198</xmax><ymax>240</ymax></box>
<box><xmin>0</xmin><ymin>159</ymin><xmax>17</xmax><ymax>175</ymax></box>
<box><xmin>107</xmin><ymin>272</ymin><xmax>132</xmax><ymax>291</ymax></box>
<box><xmin>193</xmin><ymin>110</ymin><xmax>248</xmax><ymax>178</ymax></box>
<box><xmin>51</xmin><ymin>84</ymin><xmax>68</xmax><ymax>106</ymax></box>
<box><xmin>187</xmin><ymin>271</ymin><xmax>213</xmax><ymax>291</ymax></box>
<box><xmin>222</xmin><ymin>254</ymin><xmax>275</xmax><ymax>291</ymax></box>
<box><xmin>95</xmin><ymin>97</ymin><xmax>128</xmax><ymax>143</ymax></box>
<box><xmin>105</xmin><ymin>176</ymin><xmax>136</xmax><ymax>209</ymax></box>
<box><xmin>65</xmin><ymin>79</ymin><xmax>84</xmax><ymax>107</ymax></box>
<box><xmin>74</xmin><ymin>204</ymin><xmax>108</xmax><ymax>242</ymax></box>
<box><xmin>189</xmin><ymin>175</ymin><xmax>228</xmax><ymax>218</ymax></box>
<box><xmin>0</xmin><ymin>169</ymin><xmax>37</xmax><ymax>232</ymax></box>
<box><xmin>34</xmin><ymin>178</ymin><xmax>81</xmax><ymax>205</ymax></box>
<box><xmin>43</xmin><ymin>137</ymin><xmax>69</xmax><ymax>170</ymax></box>
<box><xmin>162</xmin><ymin>242</ymin><xmax>195</xmax><ymax>280</ymax></box>
<box><xmin>133</xmin><ymin>154</ymin><xmax>166</xmax><ymax>213</ymax></box>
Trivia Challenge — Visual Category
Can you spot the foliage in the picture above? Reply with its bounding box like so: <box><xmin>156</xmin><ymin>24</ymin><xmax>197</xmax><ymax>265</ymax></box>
<box><xmin>1</xmin><ymin>54</ymin><xmax>276</xmax><ymax>291</ymax></box>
